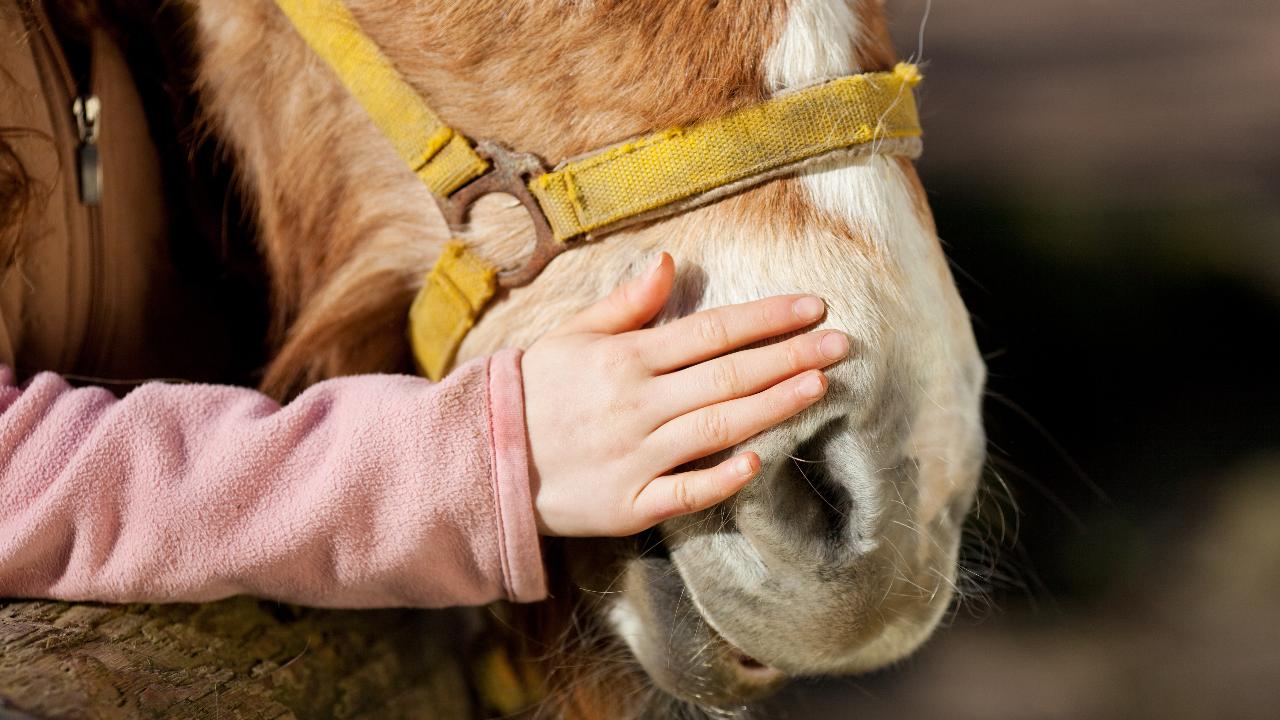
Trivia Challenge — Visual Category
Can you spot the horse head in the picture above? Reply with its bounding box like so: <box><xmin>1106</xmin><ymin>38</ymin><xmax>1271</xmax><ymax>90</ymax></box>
<box><xmin>195</xmin><ymin>0</ymin><xmax>985</xmax><ymax>713</ymax></box>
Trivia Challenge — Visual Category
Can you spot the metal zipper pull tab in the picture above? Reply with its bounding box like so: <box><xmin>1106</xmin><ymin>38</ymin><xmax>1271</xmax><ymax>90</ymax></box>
<box><xmin>72</xmin><ymin>94</ymin><xmax>101</xmax><ymax>206</ymax></box>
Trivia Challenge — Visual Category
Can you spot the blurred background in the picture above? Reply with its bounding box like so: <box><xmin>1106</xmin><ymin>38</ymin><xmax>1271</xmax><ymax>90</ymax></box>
<box><xmin>775</xmin><ymin>0</ymin><xmax>1280</xmax><ymax>717</ymax></box>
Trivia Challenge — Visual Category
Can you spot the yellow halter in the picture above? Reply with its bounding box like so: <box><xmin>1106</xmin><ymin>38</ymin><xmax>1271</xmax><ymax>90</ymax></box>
<box><xmin>273</xmin><ymin>0</ymin><xmax>924</xmax><ymax>381</ymax></box>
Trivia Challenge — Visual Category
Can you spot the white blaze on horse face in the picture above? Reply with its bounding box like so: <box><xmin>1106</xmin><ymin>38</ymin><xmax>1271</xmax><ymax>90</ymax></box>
<box><xmin>766</xmin><ymin>0</ymin><xmax>985</xmax><ymax>533</ymax></box>
<box><xmin>766</xmin><ymin>0</ymin><xmax>861</xmax><ymax>88</ymax></box>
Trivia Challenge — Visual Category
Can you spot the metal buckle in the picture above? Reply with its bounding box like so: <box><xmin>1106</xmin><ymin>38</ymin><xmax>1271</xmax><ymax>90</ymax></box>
<box><xmin>435</xmin><ymin>142</ymin><xmax>564</xmax><ymax>289</ymax></box>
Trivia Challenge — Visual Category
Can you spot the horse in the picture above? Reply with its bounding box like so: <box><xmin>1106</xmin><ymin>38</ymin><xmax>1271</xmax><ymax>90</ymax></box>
<box><xmin>191</xmin><ymin>0</ymin><xmax>987</xmax><ymax>714</ymax></box>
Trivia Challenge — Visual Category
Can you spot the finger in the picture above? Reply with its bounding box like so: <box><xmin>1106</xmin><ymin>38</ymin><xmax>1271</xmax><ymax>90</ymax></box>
<box><xmin>645</xmin><ymin>370</ymin><xmax>828</xmax><ymax>470</ymax></box>
<box><xmin>633</xmin><ymin>294</ymin><xmax>826</xmax><ymax>373</ymax></box>
<box><xmin>549</xmin><ymin>252</ymin><xmax>675</xmax><ymax>337</ymax></box>
<box><xmin>631</xmin><ymin>452</ymin><xmax>760</xmax><ymax>528</ymax></box>
<box><xmin>651</xmin><ymin>330</ymin><xmax>849</xmax><ymax>421</ymax></box>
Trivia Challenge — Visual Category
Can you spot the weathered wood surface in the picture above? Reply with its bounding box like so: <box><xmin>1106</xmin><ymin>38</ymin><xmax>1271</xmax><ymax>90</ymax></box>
<box><xmin>0</xmin><ymin>598</ymin><xmax>473</xmax><ymax>719</ymax></box>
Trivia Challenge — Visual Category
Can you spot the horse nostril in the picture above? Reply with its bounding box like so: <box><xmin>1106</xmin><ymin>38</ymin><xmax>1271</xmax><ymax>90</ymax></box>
<box><xmin>790</xmin><ymin>460</ymin><xmax>851</xmax><ymax>539</ymax></box>
<box><xmin>786</xmin><ymin>423</ymin><xmax>856</xmax><ymax>544</ymax></box>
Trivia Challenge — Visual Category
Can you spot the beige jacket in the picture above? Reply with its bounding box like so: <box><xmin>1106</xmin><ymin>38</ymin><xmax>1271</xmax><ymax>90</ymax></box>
<box><xmin>1</xmin><ymin>1</ymin><xmax>241</xmax><ymax>385</ymax></box>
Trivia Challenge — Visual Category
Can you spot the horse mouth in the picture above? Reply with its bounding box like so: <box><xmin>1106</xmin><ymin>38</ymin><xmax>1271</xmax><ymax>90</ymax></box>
<box><xmin>726</xmin><ymin>648</ymin><xmax>787</xmax><ymax>684</ymax></box>
<box><xmin>635</xmin><ymin>531</ymin><xmax>786</xmax><ymax>685</ymax></box>
<box><xmin>613</xmin><ymin>550</ymin><xmax>790</xmax><ymax>708</ymax></box>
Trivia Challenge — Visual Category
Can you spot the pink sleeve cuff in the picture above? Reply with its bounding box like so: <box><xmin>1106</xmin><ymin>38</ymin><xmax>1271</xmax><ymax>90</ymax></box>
<box><xmin>486</xmin><ymin>348</ymin><xmax>547</xmax><ymax>603</ymax></box>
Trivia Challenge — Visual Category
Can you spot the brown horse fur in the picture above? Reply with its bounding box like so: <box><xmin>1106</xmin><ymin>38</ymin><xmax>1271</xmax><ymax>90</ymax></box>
<box><xmin>192</xmin><ymin>0</ymin><xmax>805</xmax><ymax>400</ymax></box>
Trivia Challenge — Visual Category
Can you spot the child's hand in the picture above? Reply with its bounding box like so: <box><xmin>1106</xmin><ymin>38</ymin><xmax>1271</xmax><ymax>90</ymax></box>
<box><xmin>522</xmin><ymin>252</ymin><xmax>850</xmax><ymax>537</ymax></box>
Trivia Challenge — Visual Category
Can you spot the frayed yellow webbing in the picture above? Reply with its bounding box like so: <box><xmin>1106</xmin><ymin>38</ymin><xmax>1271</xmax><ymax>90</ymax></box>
<box><xmin>273</xmin><ymin>0</ymin><xmax>488</xmax><ymax>195</ymax></box>
<box><xmin>408</xmin><ymin>240</ymin><xmax>498</xmax><ymax>381</ymax></box>
<box><xmin>530</xmin><ymin>63</ymin><xmax>923</xmax><ymax>241</ymax></box>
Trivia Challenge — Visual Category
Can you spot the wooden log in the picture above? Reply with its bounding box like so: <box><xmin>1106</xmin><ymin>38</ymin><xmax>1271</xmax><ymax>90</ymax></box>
<box><xmin>0</xmin><ymin>598</ymin><xmax>474</xmax><ymax>719</ymax></box>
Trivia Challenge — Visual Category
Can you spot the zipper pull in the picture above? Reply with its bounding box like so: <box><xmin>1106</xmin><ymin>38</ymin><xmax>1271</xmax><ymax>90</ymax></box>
<box><xmin>72</xmin><ymin>94</ymin><xmax>101</xmax><ymax>206</ymax></box>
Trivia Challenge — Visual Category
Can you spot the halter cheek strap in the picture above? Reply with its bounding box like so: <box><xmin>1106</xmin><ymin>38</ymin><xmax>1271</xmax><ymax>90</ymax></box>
<box><xmin>273</xmin><ymin>0</ymin><xmax>924</xmax><ymax>381</ymax></box>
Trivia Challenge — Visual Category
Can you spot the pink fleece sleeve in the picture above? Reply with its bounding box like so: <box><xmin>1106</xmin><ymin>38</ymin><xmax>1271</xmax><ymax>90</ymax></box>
<box><xmin>0</xmin><ymin>349</ymin><xmax>546</xmax><ymax>608</ymax></box>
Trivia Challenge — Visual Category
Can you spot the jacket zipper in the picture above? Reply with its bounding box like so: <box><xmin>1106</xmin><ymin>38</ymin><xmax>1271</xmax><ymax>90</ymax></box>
<box><xmin>74</xmin><ymin>88</ymin><xmax>108</xmax><ymax>373</ymax></box>
<box><xmin>73</xmin><ymin>94</ymin><xmax>102</xmax><ymax>206</ymax></box>
<box><xmin>28</xmin><ymin>2</ymin><xmax>107</xmax><ymax>372</ymax></box>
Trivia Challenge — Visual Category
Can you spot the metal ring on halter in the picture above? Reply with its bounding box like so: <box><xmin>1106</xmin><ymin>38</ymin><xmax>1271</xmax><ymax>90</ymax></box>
<box><xmin>436</xmin><ymin>141</ymin><xmax>566</xmax><ymax>290</ymax></box>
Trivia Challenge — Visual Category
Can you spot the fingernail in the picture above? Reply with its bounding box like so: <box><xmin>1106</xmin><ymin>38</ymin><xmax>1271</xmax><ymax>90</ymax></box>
<box><xmin>645</xmin><ymin>252</ymin><xmax>665</xmax><ymax>277</ymax></box>
<box><xmin>797</xmin><ymin>372</ymin><xmax>826</xmax><ymax>399</ymax></box>
<box><xmin>735</xmin><ymin>455</ymin><xmax>757</xmax><ymax>478</ymax></box>
<box><xmin>819</xmin><ymin>332</ymin><xmax>850</xmax><ymax>360</ymax></box>
<box><xmin>793</xmin><ymin>296</ymin><xmax>824</xmax><ymax>321</ymax></box>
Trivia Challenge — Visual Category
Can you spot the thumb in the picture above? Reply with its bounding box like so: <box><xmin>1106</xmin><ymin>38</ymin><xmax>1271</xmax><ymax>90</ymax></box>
<box><xmin>551</xmin><ymin>252</ymin><xmax>674</xmax><ymax>337</ymax></box>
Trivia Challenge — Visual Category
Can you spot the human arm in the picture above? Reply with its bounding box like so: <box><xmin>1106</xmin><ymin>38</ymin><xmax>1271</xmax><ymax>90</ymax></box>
<box><xmin>0</xmin><ymin>352</ymin><xmax>543</xmax><ymax>608</ymax></box>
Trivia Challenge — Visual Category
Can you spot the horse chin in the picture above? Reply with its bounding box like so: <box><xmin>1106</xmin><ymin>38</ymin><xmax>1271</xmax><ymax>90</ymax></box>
<box><xmin>608</xmin><ymin>556</ymin><xmax>790</xmax><ymax>709</ymax></box>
